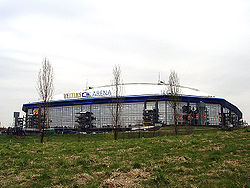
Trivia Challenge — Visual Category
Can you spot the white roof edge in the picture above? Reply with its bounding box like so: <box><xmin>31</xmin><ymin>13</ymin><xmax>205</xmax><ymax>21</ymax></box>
<box><xmin>88</xmin><ymin>82</ymin><xmax>200</xmax><ymax>91</ymax></box>
<box><xmin>52</xmin><ymin>83</ymin><xmax>215</xmax><ymax>101</ymax></box>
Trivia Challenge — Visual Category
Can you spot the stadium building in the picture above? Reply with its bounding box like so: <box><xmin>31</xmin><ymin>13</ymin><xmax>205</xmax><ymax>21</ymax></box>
<box><xmin>22</xmin><ymin>83</ymin><xmax>242</xmax><ymax>128</ymax></box>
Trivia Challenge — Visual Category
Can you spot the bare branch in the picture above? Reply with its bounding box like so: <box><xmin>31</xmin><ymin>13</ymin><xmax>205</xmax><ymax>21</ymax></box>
<box><xmin>37</xmin><ymin>58</ymin><xmax>54</xmax><ymax>143</ymax></box>
<box><xmin>37</xmin><ymin>58</ymin><xmax>54</xmax><ymax>103</ymax></box>
<box><xmin>167</xmin><ymin>70</ymin><xmax>181</xmax><ymax>135</ymax></box>
<box><xmin>111</xmin><ymin>65</ymin><xmax>123</xmax><ymax>140</ymax></box>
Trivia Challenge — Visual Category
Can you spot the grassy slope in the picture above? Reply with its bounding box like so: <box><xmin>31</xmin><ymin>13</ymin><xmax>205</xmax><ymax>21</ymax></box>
<box><xmin>0</xmin><ymin>128</ymin><xmax>249</xmax><ymax>187</ymax></box>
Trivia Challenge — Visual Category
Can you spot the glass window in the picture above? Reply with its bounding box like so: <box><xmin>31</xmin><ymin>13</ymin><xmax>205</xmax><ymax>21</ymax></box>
<box><xmin>62</xmin><ymin>107</ymin><xmax>72</xmax><ymax>116</ymax></box>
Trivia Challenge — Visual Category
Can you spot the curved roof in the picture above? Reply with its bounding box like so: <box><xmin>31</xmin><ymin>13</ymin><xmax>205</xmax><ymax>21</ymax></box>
<box><xmin>53</xmin><ymin>83</ymin><xmax>215</xmax><ymax>101</ymax></box>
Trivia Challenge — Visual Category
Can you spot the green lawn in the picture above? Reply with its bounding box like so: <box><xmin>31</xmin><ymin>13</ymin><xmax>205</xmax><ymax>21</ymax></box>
<box><xmin>0</xmin><ymin>128</ymin><xmax>249</xmax><ymax>187</ymax></box>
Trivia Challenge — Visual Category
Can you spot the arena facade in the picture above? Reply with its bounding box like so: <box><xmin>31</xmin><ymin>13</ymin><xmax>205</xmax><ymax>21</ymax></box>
<box><xmin>22</xmin><ymin>83</ymin><xmax>242</xmax><ymax>128</ymax></box>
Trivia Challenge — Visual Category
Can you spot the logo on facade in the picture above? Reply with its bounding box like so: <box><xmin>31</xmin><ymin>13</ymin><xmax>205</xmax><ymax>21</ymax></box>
<box><xmin>64</xmin><ymin>92</ymin><xmax>82</xmax><ymax>99</ymax></box>
<box><xmin>82</xmin><ymin>92</ymin><xmax>91</xmax><ymax>98</ymax></box>
<box><xmin>92</xmin><ymin>90</ymin><xmax>111</xmax><ymax>97</ymax></box>
<box><xmin>33</xmin><ymin>109</ymin><xmax>38</xmax><ymax>114</ymax></box>
<box><xmin>64</xmin><ymin>89</ymin><xmax>112</xmax><ymax>99</ymax></box>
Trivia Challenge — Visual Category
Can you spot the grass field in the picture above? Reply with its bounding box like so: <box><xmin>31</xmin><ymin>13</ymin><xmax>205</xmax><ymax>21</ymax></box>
<box><xmin>0</xmin><ymin>127</ymin><xmax>249</xmax><ymax>187</ymax></box>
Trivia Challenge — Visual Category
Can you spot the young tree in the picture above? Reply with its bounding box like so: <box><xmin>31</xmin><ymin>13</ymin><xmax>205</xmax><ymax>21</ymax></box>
<box><xmin>37</xmin><ymin>58</ymin><xmax>54</xmax><ymax>143</ymax></box>
<box><xmin>167</xmin><ymin>70</ymin><xmax>181</xmax><ymax>135</ymax></box>
<box><xmin>111</xmin><ymin>65</ymin><xmax>123</xmax><ymax>140</ymax></box>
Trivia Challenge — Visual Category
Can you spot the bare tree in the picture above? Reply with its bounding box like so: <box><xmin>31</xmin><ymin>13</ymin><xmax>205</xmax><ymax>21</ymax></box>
<box><xmin>167</xmin><ymin>70</ymin><xmax>181</xmax><ymax>135</ymax></box>
<box><xmin>37</xmin><ymin>58</ymin><xmax>54</xmax><ymax>143</ymax></box>
<box><xmin>111</xmin><ymin>65</ymin><xmax>123</xmax><ymax>140</ymax></box>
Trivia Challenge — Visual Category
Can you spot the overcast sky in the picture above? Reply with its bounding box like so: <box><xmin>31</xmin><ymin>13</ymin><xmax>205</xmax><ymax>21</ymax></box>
<box><xmin>0</xmin><ymin>0</ymin><xmax>249</xmax><ymax>126</ymax></box>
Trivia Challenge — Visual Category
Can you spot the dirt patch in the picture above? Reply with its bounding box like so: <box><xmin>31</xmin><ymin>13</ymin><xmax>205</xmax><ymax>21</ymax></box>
<box><xmin>194</xmin><ymin>159</ymin><xmax>202</xmax><ymax>164</ymax></box>
<box><xmin>117</xmin><ymin>147</ymin><xmax>143</xmax><ymax>155</ymax></box>
<box><xmin>162</xmin><ymin>156</ymin><xmax>190</xmax><ymax>164</ymax></box>
<box><xmin>96</xmin><ymin>146</ymin><xmax>114</xmax><ymax>151</ymax></box>
<box><xmin>98</xmin><ymin>156</ymin><xmax>112</xmax><ymax>167</ymax></box>
<box><xmin>102</xmin><ymin>168</ymin><xmax>150</xmax><ymax>187</ymax></box>
<box><xmin>52</xmin><ymin>185</ymin><xmax>64</xmax><ymax>188</ymax></box>
<box><xmin>0</xmin><ymin>178</ymin><xmax>11</xmax><ymax>187</ymax></box>
<box><xmin>13</xmin><ymin>175</ymin><xmax>26</xmax><ymax>183</ymax></box>
<box><xmin>127</xmin><ymin>146</ymin><xmax>142</xmax><ymax>152</ymax></box>
<box><xmin>161</xmin><ymin>139</ymin><xmax>174</xmax><ymax>143</ymax></box>
<box><xmin>65</xmin><ymin>155</ymin><xmax>80</xmax><ymax>161</ymax></box>
<box><xmin>117</xmin><ymin>149</ymin><xmax>127</xmax><ymax>153</ymax></box>
<box><xmin>182</xmin><ymin>175</ymin><xmax>195</xmax><ymax>182</ymax></box>
<box><xmin>102</xmin><ymin>156</ymin><xmax>111</xmax><ymax>162</ymax></box>
<box><xmin>224</xmin><ymin>160</ymin><xmax>243</xmax><ymax>167</ymax></box>
<box><xmin>30</xmin><ymin>174</ymin><xmax>41</xmax><ymax>180</ymax></box>
<box><xmin>93</xmin><ymin>171</ymin><xmax>105</xmax><ymax>177</ymax></box>
<box><xmin>174</xmin><ymin>166</ymin><xmax>194</xmax><ymax>174</ymax></box>
<box><xmin>151</xmin><ymin>139</ymin><xmax>174</xmax><ymax>144</ymax></box>
<box><xmin>198</xmin><ymin>144</ymin><xmax>223</xmax><ymax>152</ymax></box>
<box><xmin>74</xmin><ymin>173</ymin><xmax>93</xmax><ymax>186</ymax></box>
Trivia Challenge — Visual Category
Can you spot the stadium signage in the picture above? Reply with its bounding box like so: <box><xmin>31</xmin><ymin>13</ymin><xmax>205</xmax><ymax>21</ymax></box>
<box><xmin>64</xmin><ymin>89</ymin><xmax>112</xmax><ymax>99</ymax></box>
<box><xmin>64</xmin><ymin>92</ymin><xmax>82</xmax><ymax>99</ymax></box>
<box><xmin>92</xmin><ymin>89</ymin><xmax>111</xmax><ymax>97</ymax></box>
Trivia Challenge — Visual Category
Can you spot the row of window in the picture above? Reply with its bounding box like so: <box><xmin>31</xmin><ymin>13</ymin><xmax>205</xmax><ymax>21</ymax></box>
<box><xmin>29</xmin><ymin>102</ymin><xmax>222</xmax><ymax>127</ymax></box>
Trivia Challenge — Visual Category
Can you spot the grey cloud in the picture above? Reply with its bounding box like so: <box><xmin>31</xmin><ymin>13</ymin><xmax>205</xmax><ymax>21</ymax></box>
<box><xmin>0</xmin><ymin>55</ymin><xmax>35</xmax><ymax>74</ymax></box>
<box><xmin>0</xmin><ymin>0</ymin><xmax>92</xmax><ymax>21</ymax></box>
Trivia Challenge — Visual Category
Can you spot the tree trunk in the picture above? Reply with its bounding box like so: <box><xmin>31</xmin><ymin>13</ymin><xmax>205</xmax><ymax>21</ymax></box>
<box><xmin>174</xmin><ymin>106</ymin><xmax>178</xmax><ymax>135</ymax></box>
<box><xmin>78</xmin><ymin>126</ymin><xmax>81</xmax><ymax>142</ymax></box>
<box><xmin>114</xmin><ymin>101</ymin><xmax>119</xmax><ymax>140</ymax></box>
<box><xmin>114</xmin><ymin>128</ymin><xmax>118</xmax><ymax>140</ymax></box>
<box><xmin>40</xmin><ymin>129</ymin><xmax>44</xmax><ymax>143</ymax></box>
<box><xmin>40</xmin><ymin>107</ymin><xmax>46</xmax><ymax>143</ymax></box>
